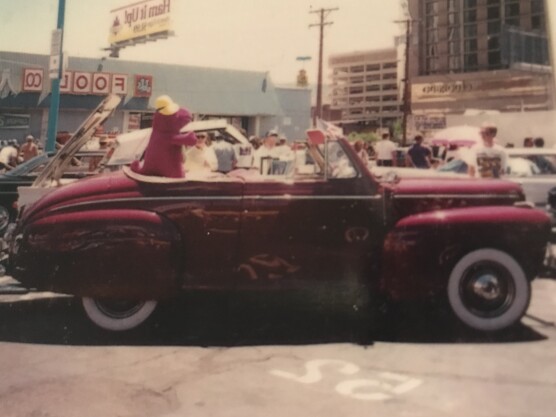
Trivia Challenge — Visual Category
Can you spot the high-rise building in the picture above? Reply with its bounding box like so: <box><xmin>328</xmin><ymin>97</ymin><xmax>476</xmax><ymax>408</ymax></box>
<box><xmin>406</xmin><ymin>0</ymin><xmax>552</xmax><ymax>116</ymax></box>
<box><xmin>328</xmin><ymin>49</ymin><xmax>403</xmax><ymax>131</ymax></box>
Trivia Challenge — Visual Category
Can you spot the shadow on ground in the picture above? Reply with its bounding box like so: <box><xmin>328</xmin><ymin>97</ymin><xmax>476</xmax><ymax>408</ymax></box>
<box><xmin>0</xmin><ymin>291</ymin><xmax>548</xmax><ymax>346</ymax></box>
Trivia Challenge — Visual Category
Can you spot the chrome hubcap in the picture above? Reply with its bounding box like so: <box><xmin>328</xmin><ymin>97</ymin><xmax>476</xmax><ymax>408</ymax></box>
<box><xmin>460</xmin><ymin>261</ymin><xmax>515</xmax><ymax>318</ymax></box>
<box><xmin>94</xmin><ymin>300</ymin><xmax>145</xmax><ymax>319</ymax></box>
<box><xmin>472</xmin><ymin>274</ymin><xmax>501</xmax><ymax>301</ymax></box>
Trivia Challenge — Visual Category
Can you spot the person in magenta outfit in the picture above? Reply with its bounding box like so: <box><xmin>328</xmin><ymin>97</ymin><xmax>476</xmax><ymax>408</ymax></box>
<box><xmin>131</xmin><ymin>95</ymin><xmax>197</xmax><ymax>178</ymax></box>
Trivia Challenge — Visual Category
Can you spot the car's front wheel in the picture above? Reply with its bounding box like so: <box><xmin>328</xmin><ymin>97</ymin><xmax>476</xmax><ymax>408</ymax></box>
<box><xmin>447</xmin><ymin>248</ymin><xmax>530</xmax><ymax>332</ymax></box>
<box><xmin>81</xmin><ymin>297</ymin><xmax>157</xmax><ymax>332</ymax></box>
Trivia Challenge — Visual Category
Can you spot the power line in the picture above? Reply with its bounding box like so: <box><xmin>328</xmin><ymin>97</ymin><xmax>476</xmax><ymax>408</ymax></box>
<box><xmin>309</xmin><ymin>7</ymin><xmax>338</xmax><ymax>127</ymax></box>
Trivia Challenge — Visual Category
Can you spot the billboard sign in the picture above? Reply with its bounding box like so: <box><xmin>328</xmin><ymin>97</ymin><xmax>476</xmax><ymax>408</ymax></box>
<box><xmin>109</xmin><ymin>0</ymin><xmax>173</xmax><ymax>47</ymax></box>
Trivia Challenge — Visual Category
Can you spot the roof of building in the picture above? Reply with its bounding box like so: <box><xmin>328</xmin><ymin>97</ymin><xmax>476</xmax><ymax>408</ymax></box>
<box><xmin>0</xmin><ymin>50</ymin><xmax>283</xmax><ymax>116</ymax></box>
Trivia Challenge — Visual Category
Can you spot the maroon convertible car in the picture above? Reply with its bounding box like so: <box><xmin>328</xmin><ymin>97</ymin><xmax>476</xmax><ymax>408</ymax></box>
<box><xmin>5</xmin><ymin>99</ymin><xmax>551</xmax><ymax>333</ymax></box>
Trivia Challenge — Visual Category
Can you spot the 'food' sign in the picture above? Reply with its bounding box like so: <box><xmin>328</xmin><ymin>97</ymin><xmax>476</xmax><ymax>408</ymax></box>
<box><xmin>21</xmin><ymin>68</ymin><xmax>143</xmax><ymax>96</ymax></box>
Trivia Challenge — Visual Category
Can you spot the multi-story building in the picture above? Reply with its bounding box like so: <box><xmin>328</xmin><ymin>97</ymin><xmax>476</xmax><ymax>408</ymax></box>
<box><xmin>328</xmin><ymin>49</ymin><xmax>403</xmax><ymax>132</ymax></box>
<box><xmin>407</xmin><ymin>0</ymin><xmax>551</xmax><ymax>117</ymax></box>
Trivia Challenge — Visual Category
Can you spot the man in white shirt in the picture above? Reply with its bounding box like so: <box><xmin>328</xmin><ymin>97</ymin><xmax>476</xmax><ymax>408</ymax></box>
<box><xmin>234</xmin><ymin>142</ymin><xmax>254</xmax><ymax>169</ymax></box>
<box><xmin>184</xmin><ymin>133</ymin><xmax>218</xmax><ymax>173</ymax></box>
<box><xmin>0</xmin><ymin>141</ymin><xmax>20</xmax><ymax>170</ymax></box>
<box><xmin>374</xmin><ymin>133</ymin><xmax>397</xmax><ymax>166</ymax></box>
<box><xmin>252</xmin><ymin>131</ymin><xmax>280</xmax><ymax>173</ymax></box>
<box><xmin>467</xmin><ymin>122</ymin><xmax>507</xmax><ymax>178</ymax></box>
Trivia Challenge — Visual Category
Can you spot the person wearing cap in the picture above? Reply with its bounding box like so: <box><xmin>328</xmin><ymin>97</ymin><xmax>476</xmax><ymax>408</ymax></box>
<box><xmin>467</xmin><ymin>122</ymin><xmax>507</xmax><ymax>178</ymax></box>
<box><xmin>131</xmin><ymin>95</ymin><xmax>197</xmax><ymax>178</ymax></box>
<box><xmin>252</xmin><ymin>130</ymin><xmax>280</xmax><ymax>173</ymax></box>
<box><xmin>20</xmin><ymin>135</ymin><xmax>39</xmax><ymax>162</ymax></box>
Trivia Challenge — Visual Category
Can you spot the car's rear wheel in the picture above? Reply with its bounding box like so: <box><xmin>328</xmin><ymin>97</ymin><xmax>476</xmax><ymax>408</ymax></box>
<box><xmin>447</xmin><ymin>248</ymin><xmax>530</xmax><ymax>332</ymax></box>
<box><xmin>81</xmin><ymin>297</ymin><xmax>157</xmax><ymax>331</ymax></box>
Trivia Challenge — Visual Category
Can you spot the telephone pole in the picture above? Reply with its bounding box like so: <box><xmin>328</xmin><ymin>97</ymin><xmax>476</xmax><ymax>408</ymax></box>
<box><xmin>310</xmin><ymin>7</ymin><xmax>338</xmax><ymax>127</ymax></box>
<box><xmin>395</xmin><ymin>18</ymin><xmax>417</xmax><ymax>146</ymax></box>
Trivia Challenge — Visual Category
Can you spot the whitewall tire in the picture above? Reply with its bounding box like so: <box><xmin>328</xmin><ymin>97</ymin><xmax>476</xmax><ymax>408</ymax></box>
<box><xmin>82</xmin><ymin>297</ymin><xmax>157</xmax><ymax>332</ymax></box>
<box><xmin>447</xmin><ymin>248</ymin><xmax>530</xmax><ymax>332</ymax></box>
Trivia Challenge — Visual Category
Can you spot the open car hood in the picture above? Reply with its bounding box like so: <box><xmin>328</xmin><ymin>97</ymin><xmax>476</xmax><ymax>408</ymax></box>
<box><xmin>106</xmin><ymin>119</ymin><xmax>250</xmax><ymax>167</ymax></box>
<box><xmin>32</xmin><ymin>95</ymin><xmax>121</xmax><ymax>188</ymax></box>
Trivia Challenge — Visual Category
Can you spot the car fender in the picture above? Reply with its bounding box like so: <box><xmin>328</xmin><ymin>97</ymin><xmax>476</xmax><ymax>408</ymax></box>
<box><xmin>381</xmin><ymin>206</ymin><xmax>550</xmax><ymax>301</ymax></box>
<box><xmin>12</xmin><ymin>209</ymin><xmax>182</xmax><ymax>299</ymax></box>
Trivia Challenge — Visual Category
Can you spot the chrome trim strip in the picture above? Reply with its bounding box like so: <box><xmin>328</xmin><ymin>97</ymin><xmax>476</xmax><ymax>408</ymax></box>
<box><xmin>393</xmin><ymin>194</ymin><xmax>519</xmax><ymax>199</ymax></box>
<box><xmin>52</xmin><ymin>194</ymin><xmax>383</xmax><ymax>212</ymax></box>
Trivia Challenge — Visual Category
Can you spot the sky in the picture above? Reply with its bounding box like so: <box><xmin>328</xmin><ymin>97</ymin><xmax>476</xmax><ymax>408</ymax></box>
<box><xmin>0</xmin><ymin>0</ymin><xmax>403</xmax><ymax>85</ymax></box>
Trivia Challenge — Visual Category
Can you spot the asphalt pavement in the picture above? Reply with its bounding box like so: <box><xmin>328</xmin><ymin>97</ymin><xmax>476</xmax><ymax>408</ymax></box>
<box><xmin>0</xmin><ymin>276</ymin><xmax>555</xmax><ymax>417</ymax></box>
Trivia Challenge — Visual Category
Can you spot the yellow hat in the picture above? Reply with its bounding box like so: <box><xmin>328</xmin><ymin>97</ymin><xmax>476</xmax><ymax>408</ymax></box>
<box><xmin>155</xmin><ymin>95</ymin><xmax>179</xmax><ymax>116</ymax></box>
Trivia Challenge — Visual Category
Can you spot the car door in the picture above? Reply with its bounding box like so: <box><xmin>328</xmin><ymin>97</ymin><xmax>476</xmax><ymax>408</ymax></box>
<box><xmin>237</xmin><ymin>140</ymin><xmax>385</xmax><ymax>291</ymax></box>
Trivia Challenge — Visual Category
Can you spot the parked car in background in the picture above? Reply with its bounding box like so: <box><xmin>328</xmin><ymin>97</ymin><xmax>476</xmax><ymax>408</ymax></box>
<box><xmin>0</xmin><ymin>151</ymin><xmax>105</xmax><ymax>235</ymax></box>
<box><xmin>372</xmin><ymin>147</ymin><xmax>556</xmax><ymax>209</ymax></box>
<box><xmin>5</xmin><ymin>125</ymin><xmax>550</xmax><ymax>334</ymax></box>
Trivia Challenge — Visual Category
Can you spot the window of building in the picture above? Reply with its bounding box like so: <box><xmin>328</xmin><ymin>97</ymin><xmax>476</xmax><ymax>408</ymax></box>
<box><xmin>366</xmin><ymin>96</ymin><xmax>380</xmax><ymax>103</ymax></box>
<box><xmin>487</xmin><ymin>0</ymin><xmax>500</xmax><ymax>5</ymax></box>
<box><xmin>382</xmin><ymin>95</ymin><xmax>398</xmax><ymax>102</ymax></box>
<box><xmin>505</xmin><ymin>17</ymin><xmax>519</xmax><ymax>27</ymax></box>
<box><xmin>383</xmin><ymin>62</ymin><xmax>398</xmax><ymax>69</ymax></box>
<box><xmin>448</xmin><ymin>0</ymin><xmax>457</xmax><ymax>12</ymax></box>
<box><xmin>531</xmin><ymin>15</ymin><xmax>544</xmax><ymax>31</ymax></box>
<box><xmin>463</xmin><ymin>0</ymin><xmax>476</xmax><ymax>8</ymax></box>
<box><xmin>382</xmin><ymin>73</ymin><xmax>397</xmax><ymax>80</ymax></box>
<box><xmin>464</xmin><ymin>53</ymin><xmax>478</xmax><ymax>71</ymax></box>
<box><xmin>487</xmin><ymin>6</ymin><xmax>500</xmax><ymax>20</ymax></box>
<box><xmin>488</xmin><ymin>36</ymin><xmax>500</xmax><ymax>50</ymax></box>
<box><xmin>464</xmin><ymin>24</ymin><xmax>477</xmax><ymax>37</ymax></box>
<box><xmin>351</xmin><ymin>65</ymin><xmax>364</xmax><ymax>73</ymax></box>
<box><xmin>464</xmin><ymin>9</ymin><xmax>477</xmax><ymax>22</ymax></box>
<box><xmin>366</xmin><ymin>85</ymin><xmax>380</xmax><ymax>92</ymax></box>
<box><xmin>464</xmin><ymin>39</ymin><xmax>478</xmax><ymax>52</ymax></box>
<box><xmin>382</xmin><ymin>106</ymin><xmax>399</xmax><ymax>112</ymax></box>
<box><xmin>487</xmin><ymin>20</ymin><xmax>501</xmax><ymax>34</ymax></box>
<box><xmin>366</xmin><ymin>64</ymin><xmax>380</xmax><ymax>72</ymax></box>
<box><xmin>426</xmin><ymin>57</ymin><xmax>439</xmax><ymax>73</ymax></box>
<box><xmin>505</xmin><ymin>2</ymin><xmax>520</xmax><ymax>18</ymax></box>
<box><xmin>366</xmin><ymin>74</ymin><xmax>380</xmax><ymax>82</ymax></box>
<box><xmin>349</xmin><ymin>87</ymin><xmax>363</xmax><ymax>95</ymax></box>
<box><xmin>382</xmin><ymin>84</ymin><xmax>398</xmax><ymax>91</ymax></box>
<box><xmin>488</xmin><ymin>51</ymin><xmax>502</xmax><ymax>68</ymax></box>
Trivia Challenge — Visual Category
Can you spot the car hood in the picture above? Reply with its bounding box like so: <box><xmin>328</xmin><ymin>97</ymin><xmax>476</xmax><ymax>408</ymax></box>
<box><xmin>21</xmin><ymin>171</ymin><xmax>140</xmax><ymax>224</ymax></box>
<box><xmin>391</xmin><ymin>177</ymin><xmax>524</xmax><ymax>197</ymax></box>
<box><xmin>32</xmin><ymin>95</ymin><xmax>121</xmax><ymax>188</ymax></box>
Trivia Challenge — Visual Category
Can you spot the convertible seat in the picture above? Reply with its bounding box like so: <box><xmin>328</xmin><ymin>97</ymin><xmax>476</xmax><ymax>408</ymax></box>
<box><xmin>123</xmin><ymin>165</ymin><xmax>231</xmax><ymax>183</ymax></box>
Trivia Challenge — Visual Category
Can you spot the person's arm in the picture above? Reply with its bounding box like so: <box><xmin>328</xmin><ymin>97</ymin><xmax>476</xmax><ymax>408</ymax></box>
<box><xmin>405</xmin><ymin>148</ymin><xmax>415</xmax><ymax>167</ymax></box>
<box><xmin>425</xmin><ymin>148</ymin><xmax>432</xmax><ymax>168</ymax></box>
<box><xmin>170</xmin><ymin>131</ymin><xmax>197</xmax><ymax>147</ymax></box>
<box><xmin>391</xmin><ymin>144</ymin><xmax>398</xmax><ymax>166</ymax></box>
